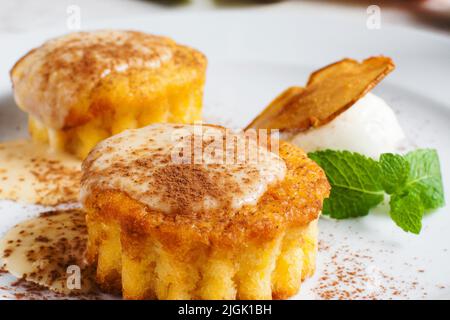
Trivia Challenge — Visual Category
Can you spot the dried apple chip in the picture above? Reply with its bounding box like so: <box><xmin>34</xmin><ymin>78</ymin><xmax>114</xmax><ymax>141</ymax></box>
<box><xmin>245</xmin><ymin>56</ymin><xmax>395</xmax><ymax>132</ymax></box>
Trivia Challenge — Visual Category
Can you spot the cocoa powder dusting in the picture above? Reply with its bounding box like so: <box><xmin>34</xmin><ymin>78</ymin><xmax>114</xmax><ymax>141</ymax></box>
<box><xmin>151</xmin><ymin>164</ymin><xmax>238</xmax><ymax>213</ymax></box>
<box><xmin>81</xmin><ymin>124</ymin><xmax>286</xmax><ymax>214</ymax></box>
<box><xmin>0</xmin><ymin>140</ymin><xmax>81</xmax><ymax>205</ymax></box>
<box><xmin>0</xmin><ymin>209</ymin><xmax>101</xmax><ymax>298</ymax></box>
<box><xmin>311</xmin><ymin>223</ymin><xmax>441</xmax><ymax>300</ymax></box>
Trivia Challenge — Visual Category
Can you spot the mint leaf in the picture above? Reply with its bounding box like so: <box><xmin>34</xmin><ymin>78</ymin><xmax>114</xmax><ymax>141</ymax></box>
<box><xmin>390</xmin><ymin>190</ymin><xmax>424</xmax><ymax>234</ymax></box>
<box><xmin>309</xmin><ymin>148</ymin><xmax>445</xmax><ymax>234</ymax></box>
<box><xmin>379</xmin><ymin>153</ymin><xmax>410</xmax><ymax>194</ymax></box>
<box><xmin>309</xmin><ymin>150</ymin><xmax>384</xmax><ymax>219</ymax></box>
<box><xmin>404</xmin><ymin>149</ymin><xmax>445</xmax><ymax>210</ymax></box>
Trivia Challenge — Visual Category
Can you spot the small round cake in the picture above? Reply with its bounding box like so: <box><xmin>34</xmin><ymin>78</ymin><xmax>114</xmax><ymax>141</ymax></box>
<box><xmin>81</xmin><ymin>123</ymin><xmax>330</xmax><ymax>300</ymax></box>
<box><xmin>10</xmin><ymin>30</ymin><xmax>207</xmax><ymax>159</ymax></box>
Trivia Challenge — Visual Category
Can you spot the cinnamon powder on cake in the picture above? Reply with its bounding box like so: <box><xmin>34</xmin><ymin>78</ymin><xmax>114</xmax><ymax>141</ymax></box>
<box><xmin>151</xmin><ymin>164</ymin><xmax>239</xmax><ymax>214</ymax></box>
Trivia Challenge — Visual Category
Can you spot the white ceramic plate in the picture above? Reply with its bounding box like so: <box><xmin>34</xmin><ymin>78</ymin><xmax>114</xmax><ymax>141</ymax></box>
<box><xmin>0</xmin><ymin>10</ymin><xmax>449</xmax><ymax>300</ymax></box>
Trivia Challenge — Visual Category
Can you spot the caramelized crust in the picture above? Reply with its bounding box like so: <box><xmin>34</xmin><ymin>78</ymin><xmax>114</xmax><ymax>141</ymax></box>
<box><xmin>83</xmin><ymin>141</ymin><xmax>330</xmax><ymax>251</ymax></box>
<box><xmin>82</xmin><ymin>131</ymin><xmax>330</xmax><ymax>299</ymax></box>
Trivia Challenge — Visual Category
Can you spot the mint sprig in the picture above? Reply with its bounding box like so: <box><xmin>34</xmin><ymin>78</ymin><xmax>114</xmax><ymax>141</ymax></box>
<box><xmin>309</xmin><ymin>149</ymin><xmax>445</xmax><ymax>234</ymax></box>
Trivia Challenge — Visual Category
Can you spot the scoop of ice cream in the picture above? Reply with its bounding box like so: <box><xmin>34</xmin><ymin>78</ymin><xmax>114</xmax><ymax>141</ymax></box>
<box><xmin>289</xmin><ymin>93</ymin><xmax>406</xmax><ymax>159</ymax></box>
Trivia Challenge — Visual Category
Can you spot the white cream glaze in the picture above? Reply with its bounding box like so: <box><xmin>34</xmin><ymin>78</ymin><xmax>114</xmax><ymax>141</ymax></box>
<box><xmin>11</xmin><ymin>30</ymin><xmax>174</xmax><ymax>129</ymax></box>
<box><xmin>0</xmin><ymin>139</ymin><xmax>81</xmax><ymax>205</ymax></box>
<box><xmin>0</xmin><ymin>209</ymin><xmax>94</xmax><ymax>294</ymax></box>
<box><xmin>81</xmin><ymin>123</ymin><xmax>286</xmax><ymax>213</ymax></box>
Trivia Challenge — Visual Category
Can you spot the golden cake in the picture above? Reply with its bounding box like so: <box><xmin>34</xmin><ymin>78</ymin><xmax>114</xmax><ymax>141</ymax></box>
<box><xmin>10</xmin><ymin>30</ymin><xmax>207</xmax><ymax>159</ymax></box>
<box><xmin>80</xmin><ymin>123</ymin><xmax>330</xmax><ymax>299</ymax></box>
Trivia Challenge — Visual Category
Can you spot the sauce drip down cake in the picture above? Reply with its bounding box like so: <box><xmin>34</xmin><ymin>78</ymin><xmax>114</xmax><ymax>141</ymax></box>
<box><xmin>80</xmin><ymin>123</ymin><xmax>330</xmax><ymax>299</ymax></box>
<box><xmin>10</xmin><ymin>30</ymin><xmax>207</xmax><ymax>159</ymax></box>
